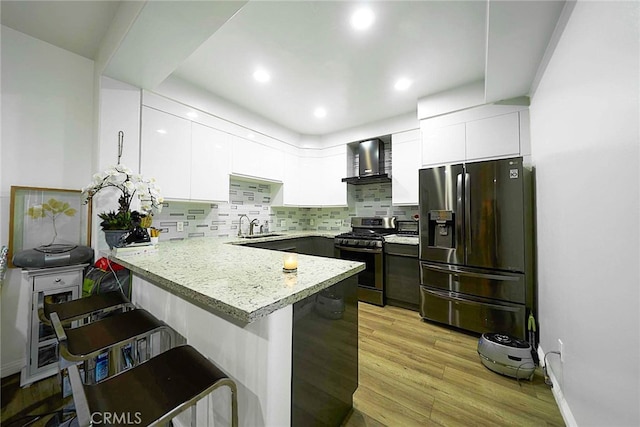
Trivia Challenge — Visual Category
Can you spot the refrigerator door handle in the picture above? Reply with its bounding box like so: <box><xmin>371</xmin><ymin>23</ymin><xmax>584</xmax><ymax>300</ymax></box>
<box><xmin>456</xmin><ymin>173</ymin><xmax>464</xmax><ymax>259</ymax></box>
<box><xmin>464</xmin><ymin>172</ymin><xmax>471</xmax><ymax>261</ymax></box>
<box><xmin>423</xmin><ymin>287</ymin><xmax>522</xmax><ymax>311</ymax></box>
<box><xmin>423</xmin><ymin>263</ymin><xmax>520</xmax><ymax>281</ymax></box>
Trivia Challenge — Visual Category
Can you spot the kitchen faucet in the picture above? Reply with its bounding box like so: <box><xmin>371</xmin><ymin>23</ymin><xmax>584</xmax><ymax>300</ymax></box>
<box><xmin>249</xmin><ymin>218</ymin><xmax>260</xmax><ymax>236</ymax></box>
<box><xmin>238</xmin><ymin>214</ymin><xmax>250</xmax><ymax>237</ymax></box>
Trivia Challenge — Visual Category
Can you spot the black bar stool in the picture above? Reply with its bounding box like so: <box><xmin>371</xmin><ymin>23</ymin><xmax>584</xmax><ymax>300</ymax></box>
<box><xmin>51</xmin><ymin>308</ymin><xmax>175</xmax><ymax>383</ymax></box>
<box><xmin>39</xmin><ymin>290</ymin><xmax>135</xmax><ymax>326</ymax></box>
<box><xmin>67</xmin><ymin>345</ymin><xmax>239</xmax><ymax>427</ymax></box>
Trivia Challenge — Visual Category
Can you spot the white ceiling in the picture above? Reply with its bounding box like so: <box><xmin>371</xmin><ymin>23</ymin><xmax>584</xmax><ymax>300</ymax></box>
<box><xmin>0</xmin><ymin>0</ymin><xmax>566</xmax><ymax>136</ymax></box>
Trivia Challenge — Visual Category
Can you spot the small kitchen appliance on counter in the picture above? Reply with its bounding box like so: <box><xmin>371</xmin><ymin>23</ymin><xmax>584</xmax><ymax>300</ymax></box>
<box><xmin>396</xmin><ymin>220</ymin><xmax>419</xmax><ymax>236</ymax></box>
<box><xmin>477</xmin><ymin>333</ymin><xmax>536</xmax><ymax>379</ymax></box>
<box><xmin>334</xmin><ymin>217</ymin><xmax>396</xmax><ymax>306</ymax></box>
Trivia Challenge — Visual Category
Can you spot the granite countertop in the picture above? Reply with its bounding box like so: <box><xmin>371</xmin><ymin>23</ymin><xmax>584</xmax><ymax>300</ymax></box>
<box><xmin>110</xmin><ymin>233</ymin><xmax>364</xmax><ymax>324</ymax></box>
<box><xmin>384</xmin><ymin>234</ymin><xmax>420</xmax><ymax>245</ymax></box>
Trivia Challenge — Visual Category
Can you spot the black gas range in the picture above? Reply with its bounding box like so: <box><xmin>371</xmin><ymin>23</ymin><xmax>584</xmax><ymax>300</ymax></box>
<box><xmin>334</xmin><ymin>217</ymin><xmax>396</xmax><ymax>306</ymax></box>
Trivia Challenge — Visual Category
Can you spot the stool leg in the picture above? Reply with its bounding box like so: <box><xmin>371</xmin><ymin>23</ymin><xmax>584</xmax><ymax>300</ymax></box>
<box><xmin>231</xmin><ymin>382</ymin><xmax>238</xmax><ymax>427</ymax></box>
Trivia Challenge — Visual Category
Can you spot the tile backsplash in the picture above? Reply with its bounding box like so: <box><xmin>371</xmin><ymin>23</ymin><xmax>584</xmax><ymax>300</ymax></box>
<box><xmin>151</xmin><ymin>178</ymin><xmax>418</xmax><ymax>241</ymax></box>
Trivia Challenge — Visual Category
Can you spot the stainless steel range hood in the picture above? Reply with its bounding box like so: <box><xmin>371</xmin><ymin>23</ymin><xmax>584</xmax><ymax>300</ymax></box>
<box><xmin>342</xmin><ymin>138</ymin><xmax>391</xmax><ymax>185</ymax></box>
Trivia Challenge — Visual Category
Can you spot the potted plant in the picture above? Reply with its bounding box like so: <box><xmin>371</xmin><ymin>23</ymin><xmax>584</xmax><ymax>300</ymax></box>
<box><xmin>82</xmin><ymin>164</ymin><xmax>163</xmax><ymax>248</ymax></box>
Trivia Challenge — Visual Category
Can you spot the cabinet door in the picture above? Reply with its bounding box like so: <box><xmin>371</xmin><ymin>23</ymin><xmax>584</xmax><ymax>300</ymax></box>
<box><xmin>141</xmin><ymin>107</ymin><xmax>192</xmax><ymax>200</ymax></box>
<box><xmin>282</xmin><ymin>151</ymin><xmax>303</xmax><ymax>206</ymax></box>
<box><xmin>191</xmin><ymin>123</ymin><xmax>230</xmax><ymax>202</ymax></box>
<box><xmin>421</xmin><ymin>122</ymin><xmax>466</xmax><ymax>166</ymax></box>
<box><xmin>465</xmin><ymin>112</ymin><xmax>520</xmax><ymax>161</ymax></box>
<box><xmin>315</xmin><ymin>152</ymin><xmax>347</xmax><ymax>206</ymax></box>
<box><xmin>385</xmin><ymin>250</ymin><xmax>420</xmax><ymax>310</ymax></box>
<box><xmin>231</xmin><ymin>136</ymin><xmax>284</xmax><ymax>182</ymax></box>
<box><xmin>295</xmin><ymin>156</ymin><xmax>317</xmax><ymax>206</ymax></box>
<box><xmin>392</xmin><ymin>130</ymin><xmax>421</xmax><ymax>205</ymax></box>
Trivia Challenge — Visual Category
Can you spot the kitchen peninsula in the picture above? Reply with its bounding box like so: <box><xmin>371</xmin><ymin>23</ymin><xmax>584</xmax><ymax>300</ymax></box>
<box><xmin>110</xmin><ymin>235</ymin><xmax>364</xmax><ymax>427</ymax></box>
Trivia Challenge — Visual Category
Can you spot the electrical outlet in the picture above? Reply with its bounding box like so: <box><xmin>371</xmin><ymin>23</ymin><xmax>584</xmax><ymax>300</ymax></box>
<box><xmin>310</xmin><ymin>219</ymin><xmax>315</xmax><ymax>226</ymax></box>
<box><xmin>280</xmin><ymin>219</ymin><xmax>286</xmax><ymax>228</ymax></box>
<box><xmin>177</xmin><ymin>221</ymin><xmax>184</xmax><ymax>232</ymax></box>
<box><xmin>558</xmin><ymin>339</ymin><xmax>564</xmax><ymax>363</ymax></box>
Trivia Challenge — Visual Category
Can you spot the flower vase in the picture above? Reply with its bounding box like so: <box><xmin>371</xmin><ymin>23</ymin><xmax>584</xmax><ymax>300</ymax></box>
<box><xmin>103</xmin><ymin>229</ymin><xmax>129</xmax><ymax>249</ymax></box>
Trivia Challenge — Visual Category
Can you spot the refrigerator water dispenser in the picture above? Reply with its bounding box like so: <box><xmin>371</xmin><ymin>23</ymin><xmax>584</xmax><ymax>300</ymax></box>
<box><xmin>428</xmin><ymin>210</ymin><xmax>455</xmax><ymax>248</ymax></box>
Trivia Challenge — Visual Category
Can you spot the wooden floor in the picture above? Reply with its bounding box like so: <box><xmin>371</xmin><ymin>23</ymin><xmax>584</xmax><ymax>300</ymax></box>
<box><xmin>1</xmin><ymin>303</ymin><xmax>564</xmax><ymax>427</ymax></box>
<box><xmin>345</xmin><ymin>303</ymin><xmax>564</xmax><ymax>427</ymax></box>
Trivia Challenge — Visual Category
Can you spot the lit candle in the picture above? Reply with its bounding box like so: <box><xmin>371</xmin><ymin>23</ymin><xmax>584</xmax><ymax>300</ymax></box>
<box><xmin>283</xmin><ymin>253</ymin><xmax>298</xmax><ymax>271</ymax></box>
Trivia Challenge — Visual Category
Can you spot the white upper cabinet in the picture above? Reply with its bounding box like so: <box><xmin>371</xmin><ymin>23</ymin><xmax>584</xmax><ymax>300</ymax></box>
<box><xmin>315</xmin><ymin>150</ymin><xmax>347</xmax><ymax>206</ymax></box>
<box><xmin>391</xmin><ymin>129</ymin><xmax>421</xmax><ymax>205</ymax></box>
<box><xmin>141</xmin><ymin>107</ymin><xmax>230</xmax><ymax>202</ymax></box>
<box><xmin>465</xmin><ymin>112</ymin><xmax>519</xmax><ymax>161</ymax></box>
<box><xmin>421</xmin><ymin>122</ymin><xmax>466</xmax><ymax>166</ymax></box>
<box><xmin>190</xmin><ymin>123</ymin><xmax>230</xmax><ymax>202</ymax></box>
<box><xmin>230</xmin><ymin>136</ymin><xmax>284</xmax><ymax>182</ymax></box>
<box><xmin>277</xmin><ymin>146</ymin><xmax>347</xmax><ymax>207</ymax></box>
<box><xmin>421</xmin><ymin>105</ymin><xmax>527</xmax><ymax>166</ymax></box>
<box><xmin>141</xmin><ymin>106</ymin><xmax>192</xmax><ymax>200</ymax></box>
<box><xmin>281</xmin><ymin>150</ymin><xmax>303</xmax><ymax>206</ymax></box>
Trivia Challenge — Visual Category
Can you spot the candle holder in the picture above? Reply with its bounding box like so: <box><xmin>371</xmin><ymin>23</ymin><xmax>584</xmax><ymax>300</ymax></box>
<box><xmin>283</xmin><ymin>253</ymin><xmax>298</xmax><ymax>273</ymax></box>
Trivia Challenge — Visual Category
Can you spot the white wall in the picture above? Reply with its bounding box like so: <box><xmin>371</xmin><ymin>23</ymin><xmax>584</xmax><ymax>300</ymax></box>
<box><xmin>0</xmin><ymin>26</ymin><xmax>95</xmax><ymax>377</ymax></box>
<box><xmin>529</xmin><ymin>1</ymin><xmax>639</xmax><ymax>426</ymax></box>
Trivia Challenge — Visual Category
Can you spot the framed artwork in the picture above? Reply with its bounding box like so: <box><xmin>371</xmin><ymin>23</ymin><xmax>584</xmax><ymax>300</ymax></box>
<box><xmin>8</xmin><ymin>186</ymin><xmax>92</xmax><ymax>268</ymax></box>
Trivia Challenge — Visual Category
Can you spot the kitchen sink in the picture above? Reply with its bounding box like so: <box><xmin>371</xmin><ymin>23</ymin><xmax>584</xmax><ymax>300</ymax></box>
<box><xmin>239</xmin><ymin>233</ymin><xmax>282</xmax><ymax>239</ymax></box>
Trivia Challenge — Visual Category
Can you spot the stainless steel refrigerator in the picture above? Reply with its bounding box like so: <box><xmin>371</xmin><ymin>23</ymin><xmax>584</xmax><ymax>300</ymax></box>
<box><xmin>418</xmin><ymin>157</ymin><xmax>534</xmax><ymax>339</ymax></box>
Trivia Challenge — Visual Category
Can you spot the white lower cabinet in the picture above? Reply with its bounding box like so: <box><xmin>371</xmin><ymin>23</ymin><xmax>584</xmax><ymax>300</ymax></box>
<box><xmin>392</xmin><ymin>129</ymin><xmax>421</xmax><ymax>205</ymax></box>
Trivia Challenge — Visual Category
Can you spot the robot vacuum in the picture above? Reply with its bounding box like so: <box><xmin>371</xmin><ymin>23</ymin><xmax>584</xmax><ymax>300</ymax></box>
<box><xmin>477</xmin><ymin>333</ymin><xmax>536</xmax><ymax>379</ymax></box>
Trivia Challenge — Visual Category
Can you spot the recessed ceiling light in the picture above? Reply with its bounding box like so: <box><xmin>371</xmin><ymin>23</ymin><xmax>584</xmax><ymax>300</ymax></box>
<box><xmin>186</xmin><ymin>111</ymin><xmax>198</xmax><ymax>119</ymax></box>
<box><xmin>253</xmin><ymin>68</ymin><xmax>271</xmax><ymax>83</ymax></box>
<box><xmin>351</xmin><ymin>7</ymin><xmax>375</xmax><ymax>30</ymax></box>
<box><xmin>314</xmin><ymin>107</ymin><xmax>327</xmax><ymax>118</ymax></box>
<box><xmin>156</xmin><ymin>129</ymin><xmax>167</xmax><ymax>134</ymax></box>
<box><xmin>394</xmin><ymin>78</ymin><xmax>412</xmax><ymax>91</ymax></box>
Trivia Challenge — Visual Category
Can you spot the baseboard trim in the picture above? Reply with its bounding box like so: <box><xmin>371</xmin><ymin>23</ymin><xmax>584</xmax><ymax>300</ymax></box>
<box><xmin>1</xmin><ymin>358</ymin><xmax>25</xmax><ymax>379</ymax></box>
<box><xmin>538</xmin><ymin>345</ymin><xmax>578</xmax><ymax>427</ymax></box>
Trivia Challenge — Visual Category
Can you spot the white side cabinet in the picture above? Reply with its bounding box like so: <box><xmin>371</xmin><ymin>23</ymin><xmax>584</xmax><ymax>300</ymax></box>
<box><xmin>20</xmin><ymin>264</ymin><xmax>86</xmax><ymax>387</ymax></box>
<box><xmin>392</xmin><ymin>129</ymin><xmax>421</xmax><ymax>205</ymax></box>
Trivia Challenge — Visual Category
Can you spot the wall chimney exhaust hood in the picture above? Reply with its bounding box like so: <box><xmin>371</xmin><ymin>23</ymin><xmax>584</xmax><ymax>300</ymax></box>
<box><xmin>342</xmin><ymin>138</ymin><xmax>391</xmax><ymax>185</ymax></box>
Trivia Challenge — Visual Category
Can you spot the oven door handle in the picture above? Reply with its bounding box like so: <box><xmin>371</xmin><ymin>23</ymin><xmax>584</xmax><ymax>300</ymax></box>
<box><xmin>335</xmin><ymin>245</ymin><xmax>382</xmax><ymax>254</ymax></box>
